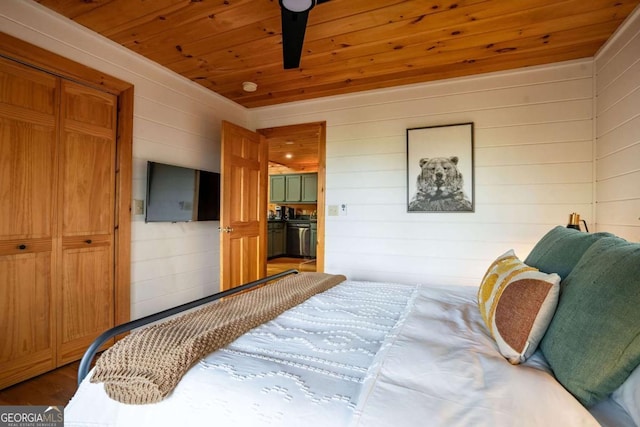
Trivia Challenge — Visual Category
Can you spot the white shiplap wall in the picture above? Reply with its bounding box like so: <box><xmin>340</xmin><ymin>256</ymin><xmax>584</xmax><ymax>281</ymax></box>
<box><xmin>251</xmin><ymin>61</ymin><xmax>595</xmax><ymax>287</ymax></box>
<box><xmin>594</xmin><ymin>6</ymin><xmax>640</xmax><ymax>242</ymax></box>
<box><xmin>6</xmin><ymin>0</ymin><xmax>637</xmax><ymax>312</ymax></box>
<box><xmin>0</xmin><ymin>0</ymin><xmax>250</xmax><ymax>319</ymax></box>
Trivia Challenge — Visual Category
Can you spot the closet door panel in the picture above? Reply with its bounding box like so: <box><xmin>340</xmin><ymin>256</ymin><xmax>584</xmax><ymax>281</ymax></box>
<box><xmin>60</xmin><ymin>80</ymin><xmax>116</xmax><ymax>237</ymax></box>
<box><xmin>0</xmin><ymin>57</ymin><xmax>57</xmax><ymax>240</ymax></box>
<box><xmin>0</xmin><ymin>58</ymin><xmax>57</xmax><ymax>388</ymax></box>
<box><xmin>58</xmin><ymin>239</ymin><xmax>113</xmax><ymax>364</ymax></box>
<box><xmin>56</xmin><ymin>80</ymin><xmax>117</xmax><ymax>365</ymax></box>
<box><xmin>0</xmin><ymin>251</ymin><xmax>54</xmax><ymax>389</ymax></box>
<box><xmin>60</xmin><ymin>131</ymin><xmax>115</xmax><ymax>236</ymax></box>
<box><xmin>0</xmin><ymin>119</ymin><xmax>55</xmax><ymax>239</ymax></box>
<box><xmin>0</xmin><ymin>57</ymin><xmax>57</xmax><ymax>115</ymax></box>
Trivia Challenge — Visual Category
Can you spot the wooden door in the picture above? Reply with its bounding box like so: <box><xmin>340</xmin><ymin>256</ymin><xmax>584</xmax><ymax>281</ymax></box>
<box><xmin>0</xmin><ymin>58</ymin><xmax>58</xmax><ymax>388</ymax></box>
<box><xmin>0</xmin><ymin>35</ymin><xmax>132</xmax><ymax>388</ymax></box>
<box><xmin>220</xmin><ymin>121</ymin><xmax>268</xmax><ymax>290</ymax></box>
<box><xmin>57</xmin><ymin>81</ymin><xmax>117</xmax><ymax>365</ymax></box>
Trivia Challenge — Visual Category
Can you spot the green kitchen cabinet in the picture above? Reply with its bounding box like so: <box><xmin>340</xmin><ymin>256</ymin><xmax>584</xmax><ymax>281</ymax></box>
<box><xmin>301</xmin><ymin>174</ymin><xmax>317</xmax><ymax>202</ymax></box>
<box><xmin>272</xmin><ymin>222</ymin><xmax>285</xmax><ymax>257</ymax></box>
<box><xmin>268</xmin><ymin>221</ymin><xmax>286</xmax><ymax>258</ymax></box>
<box><xmin>270</xmin><ymin>175</ymin><xmax>286</xmax><ymax>203</ymax></box>
<box><xmin>285</xmin><ymin>175</ymin><xmax>302</xmax><ymax>202</ymax></box>
<box><xmin>269</xmin><ymin>173</ymin><xmax>317</xmax><ymax>203</ymax></box>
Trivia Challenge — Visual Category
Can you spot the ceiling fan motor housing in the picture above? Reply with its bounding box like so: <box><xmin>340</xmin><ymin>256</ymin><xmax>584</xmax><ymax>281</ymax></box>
<box><xmin>280</xmin><ymin>0</ymin><xmax>316</xmax><ymax>13</ymax></box>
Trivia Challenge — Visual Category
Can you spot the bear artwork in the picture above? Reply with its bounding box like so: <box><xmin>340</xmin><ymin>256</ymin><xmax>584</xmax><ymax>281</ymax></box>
<box><xmin>408</xmin><ymin>156</ymin><xmax>472</xmax><ymax>211</ymax></box>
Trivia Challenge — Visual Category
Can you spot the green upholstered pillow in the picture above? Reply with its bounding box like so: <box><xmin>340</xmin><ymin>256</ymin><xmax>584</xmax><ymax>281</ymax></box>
<box><xmin>539</xmin><ymin>236</ymin><xmax>640</xmax><ymax>407</ymax></box>
<box><xmin>524</xmin><ymin>226</ymin><xmax>614</xmax><ymax>280</ymax></box>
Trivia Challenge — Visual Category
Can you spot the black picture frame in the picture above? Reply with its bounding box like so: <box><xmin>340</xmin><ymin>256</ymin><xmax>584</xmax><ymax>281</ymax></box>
<box><xmin>406</xmin><ymin>122</ymin><xmax>474</xmax><ymax>212</ymax></box>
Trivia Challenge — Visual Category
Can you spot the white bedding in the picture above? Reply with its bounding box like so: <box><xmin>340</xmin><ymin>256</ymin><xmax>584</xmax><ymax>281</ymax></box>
<box><xmin>65</xmin><ymin>280</ymin><xmax>632</xmax><ymax>426</ymax></box>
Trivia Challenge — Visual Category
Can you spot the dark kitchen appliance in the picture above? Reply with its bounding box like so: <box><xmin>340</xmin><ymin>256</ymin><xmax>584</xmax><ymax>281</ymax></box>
<box><xmin>283</xmin><ymin>206</ymin><xmax>295</xmax><ymax>220</ymax></box>
<box><xmin>286</xmin><ymin>221</ymin><xmax>311</xmax><ymax>257</ymax></box>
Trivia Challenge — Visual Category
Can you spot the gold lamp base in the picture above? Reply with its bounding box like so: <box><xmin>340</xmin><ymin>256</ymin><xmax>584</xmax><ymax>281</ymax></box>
<box><xmin>567</xmin><ymin>212</ymin><xmax>588</xmax><ymax>232</ymax></box>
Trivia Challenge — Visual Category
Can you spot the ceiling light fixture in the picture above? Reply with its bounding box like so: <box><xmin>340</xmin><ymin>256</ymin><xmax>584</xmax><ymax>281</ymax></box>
<box><xmin>242</xmin><ymin>81</ymin><xmax>258</xmax><ymax>92</ymax></box>
<box><xmin>285</xmin><ymin>153</ymin><xmax>293</xmax><ymax>159</ymax></box>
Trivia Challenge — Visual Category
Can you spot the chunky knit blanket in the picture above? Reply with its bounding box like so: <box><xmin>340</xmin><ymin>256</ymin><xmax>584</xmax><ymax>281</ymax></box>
<box><xmin>90</xmin><ymin>272</ymin><xmax>346</xmax><ymax>404</ymax></box>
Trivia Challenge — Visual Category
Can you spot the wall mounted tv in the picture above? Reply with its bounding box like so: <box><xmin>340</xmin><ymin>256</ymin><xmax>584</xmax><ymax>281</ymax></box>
<box><xmin>145</xmin><ymin>161</ymin><xmax>220</xmax><ymax>223</ymax></box>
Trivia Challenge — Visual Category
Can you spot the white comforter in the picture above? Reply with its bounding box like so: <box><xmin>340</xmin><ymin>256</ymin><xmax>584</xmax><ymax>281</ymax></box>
<box><xmin>65</xmin><ymin>280</ymin><xmax>607</xmax><ymax>427</ymax></box>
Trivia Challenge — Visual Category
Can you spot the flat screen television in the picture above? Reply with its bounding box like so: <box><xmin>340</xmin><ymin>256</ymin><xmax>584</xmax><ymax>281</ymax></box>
<box><xmin>145</xmin><ymin>161</ymin><xmax>220</xmax><ymax>222</ymax></box>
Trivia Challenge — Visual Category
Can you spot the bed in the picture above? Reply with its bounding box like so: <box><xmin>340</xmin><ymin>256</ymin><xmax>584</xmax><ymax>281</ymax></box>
<box><xmin>65</xmin><ymin>227</ymin><xmax>640</xmax><ymax>426</ymax></box>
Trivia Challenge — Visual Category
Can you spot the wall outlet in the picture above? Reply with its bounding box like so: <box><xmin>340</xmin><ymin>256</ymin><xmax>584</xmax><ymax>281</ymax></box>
<box><xmin>328</xmin><ymin>205</ymin><xmax>339</xmax><ymax>216</ymax></box>
<box><xmin>133</xmin><ymin>199</ymin><xmax>144</xmax><ymax>215</ymax></box>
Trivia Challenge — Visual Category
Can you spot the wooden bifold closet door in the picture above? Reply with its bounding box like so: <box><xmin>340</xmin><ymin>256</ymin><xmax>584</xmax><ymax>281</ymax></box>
<box><xmin>0</xmin><ymin>57</ymin><xmax>117</xmax><ymax>388</ymax></box>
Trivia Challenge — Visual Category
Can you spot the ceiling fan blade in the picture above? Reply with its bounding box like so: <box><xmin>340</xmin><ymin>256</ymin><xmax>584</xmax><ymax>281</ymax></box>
<box><xmin>281</xmin><ymin>7</ymin><xmax>310</xmax><ymax>69</ymax></box>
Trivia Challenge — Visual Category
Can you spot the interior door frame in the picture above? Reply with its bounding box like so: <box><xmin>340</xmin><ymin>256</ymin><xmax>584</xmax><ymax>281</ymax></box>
<box><xmin>0</xmin><ymin>32</ymin><xmax>133</xmax><ymax>328</ymax></box>
<box><xmin>258</xmin><ymin>121</ymin><xmax>326</xmax><ymax>272</ymax></box>
<box><xmin>316</xmin><ymin>122</ymin><xmax>326</xmax><ymax>272</ymax></box>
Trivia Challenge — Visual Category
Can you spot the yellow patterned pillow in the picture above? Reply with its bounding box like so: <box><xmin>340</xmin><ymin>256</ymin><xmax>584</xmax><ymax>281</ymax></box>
<box><xmin>478</xmin><ymin>250</ymin><xmax>560</xmax><ymax>364</ymax></box>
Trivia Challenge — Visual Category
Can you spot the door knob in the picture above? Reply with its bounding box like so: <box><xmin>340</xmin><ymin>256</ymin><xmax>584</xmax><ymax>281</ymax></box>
<box><xmin>218</xmin><ymin>226</ymin><xmax>233</xmax><ymax>233</ymax></box>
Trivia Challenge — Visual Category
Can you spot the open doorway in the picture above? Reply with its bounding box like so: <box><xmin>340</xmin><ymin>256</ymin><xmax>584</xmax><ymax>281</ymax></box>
<box><xmin>258</xmin><ymin>122</ymin><xmax>326</xmax><ymax>275</ymax></box>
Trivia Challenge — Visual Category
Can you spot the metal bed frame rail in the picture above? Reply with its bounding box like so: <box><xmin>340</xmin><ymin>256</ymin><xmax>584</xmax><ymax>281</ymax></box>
<box><xmin>77</xmin><ymin>269</ymin><xmax>299</xmax><ymax>386</ymax></box>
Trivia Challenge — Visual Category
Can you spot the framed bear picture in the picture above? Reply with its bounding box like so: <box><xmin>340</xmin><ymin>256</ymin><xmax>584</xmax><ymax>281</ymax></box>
<box><xmin>406</xmin><ymin>122</ymin><xmax>474</xmax><ymax>212</ymax></box>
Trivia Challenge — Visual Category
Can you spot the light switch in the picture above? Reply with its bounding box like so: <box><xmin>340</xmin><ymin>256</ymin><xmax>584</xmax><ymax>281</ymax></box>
<box><xmin>134</xmin><ymin>199</ymin><xmax>144</xmax><ymax>215</ymax></box>
<box><xmin>328</xmin><ymin>205</ymin><xmax>339</xmax><ymax>216</ymax></box>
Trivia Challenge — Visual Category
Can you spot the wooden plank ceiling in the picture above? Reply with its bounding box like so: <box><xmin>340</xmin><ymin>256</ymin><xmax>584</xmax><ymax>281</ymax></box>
<box><xmin>260</xmin><ymin>122</ymin><xmax>323</xmax><ymax>171</ymax></box>
<box><xmin>37</xmin><ymin>0</ymin><xmax>640</xmax><ymax>109</ymax></box>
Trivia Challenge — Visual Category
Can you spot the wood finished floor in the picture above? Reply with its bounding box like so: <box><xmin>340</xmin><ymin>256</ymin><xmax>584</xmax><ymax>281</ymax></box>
<box><xmin>267</xmin><ymin>256</ymin><xmax>317</xmax><ymax>276</ymax></box>
<box><xmin>0</xmin><ymin>258</ymin><xmax>315</xmax><ymax>406</ymax></box>
<box><xmin>0</xmin><ymin>361</ymin><xmax>79</xmax><ymax>406</ymax></box>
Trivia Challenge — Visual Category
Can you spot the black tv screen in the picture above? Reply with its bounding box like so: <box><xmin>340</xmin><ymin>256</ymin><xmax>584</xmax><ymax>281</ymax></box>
<box><xmin>145</xmin><ymin>161</ymin><xmax>220</xmax><ymax>222</ymax></box>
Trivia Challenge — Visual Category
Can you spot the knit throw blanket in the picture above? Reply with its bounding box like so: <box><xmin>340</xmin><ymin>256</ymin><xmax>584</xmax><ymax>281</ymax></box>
<box><xmin>90</xmin><ymin>272</ymin><xmax>346</xmax><ymax>405</ymax></box>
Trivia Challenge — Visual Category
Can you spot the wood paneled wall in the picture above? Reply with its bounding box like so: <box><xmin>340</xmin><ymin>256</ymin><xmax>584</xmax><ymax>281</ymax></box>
<box><xmin>252</xmin><ymin>60</ymin><xmax>596</xmax><ymax>286</ymax></box>
<box><xmin>595</xmin><ymin>7</ymin><xmax>640</xmax><ymax>242</ymax></box>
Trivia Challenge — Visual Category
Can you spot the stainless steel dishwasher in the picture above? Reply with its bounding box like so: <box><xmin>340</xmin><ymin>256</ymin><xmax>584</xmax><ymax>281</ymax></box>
<box><xmin>286</xmin><ymin>221</ymin><xmax>311</xmax><ymax>257</ymax></box>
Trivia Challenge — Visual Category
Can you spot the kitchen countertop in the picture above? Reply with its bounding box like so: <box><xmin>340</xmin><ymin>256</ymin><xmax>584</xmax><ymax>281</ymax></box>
<box><xmin>268</xmin><ymin>218</ymin><xmax>317</xmax><ymax>223</ymax></box>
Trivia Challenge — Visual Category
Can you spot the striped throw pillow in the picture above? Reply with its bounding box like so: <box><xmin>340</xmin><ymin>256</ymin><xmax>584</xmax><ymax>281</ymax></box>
<box><xmin>478</xmin><ymin>250</ymin><xmax>560</xmax><ymax>364</ymax></box>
